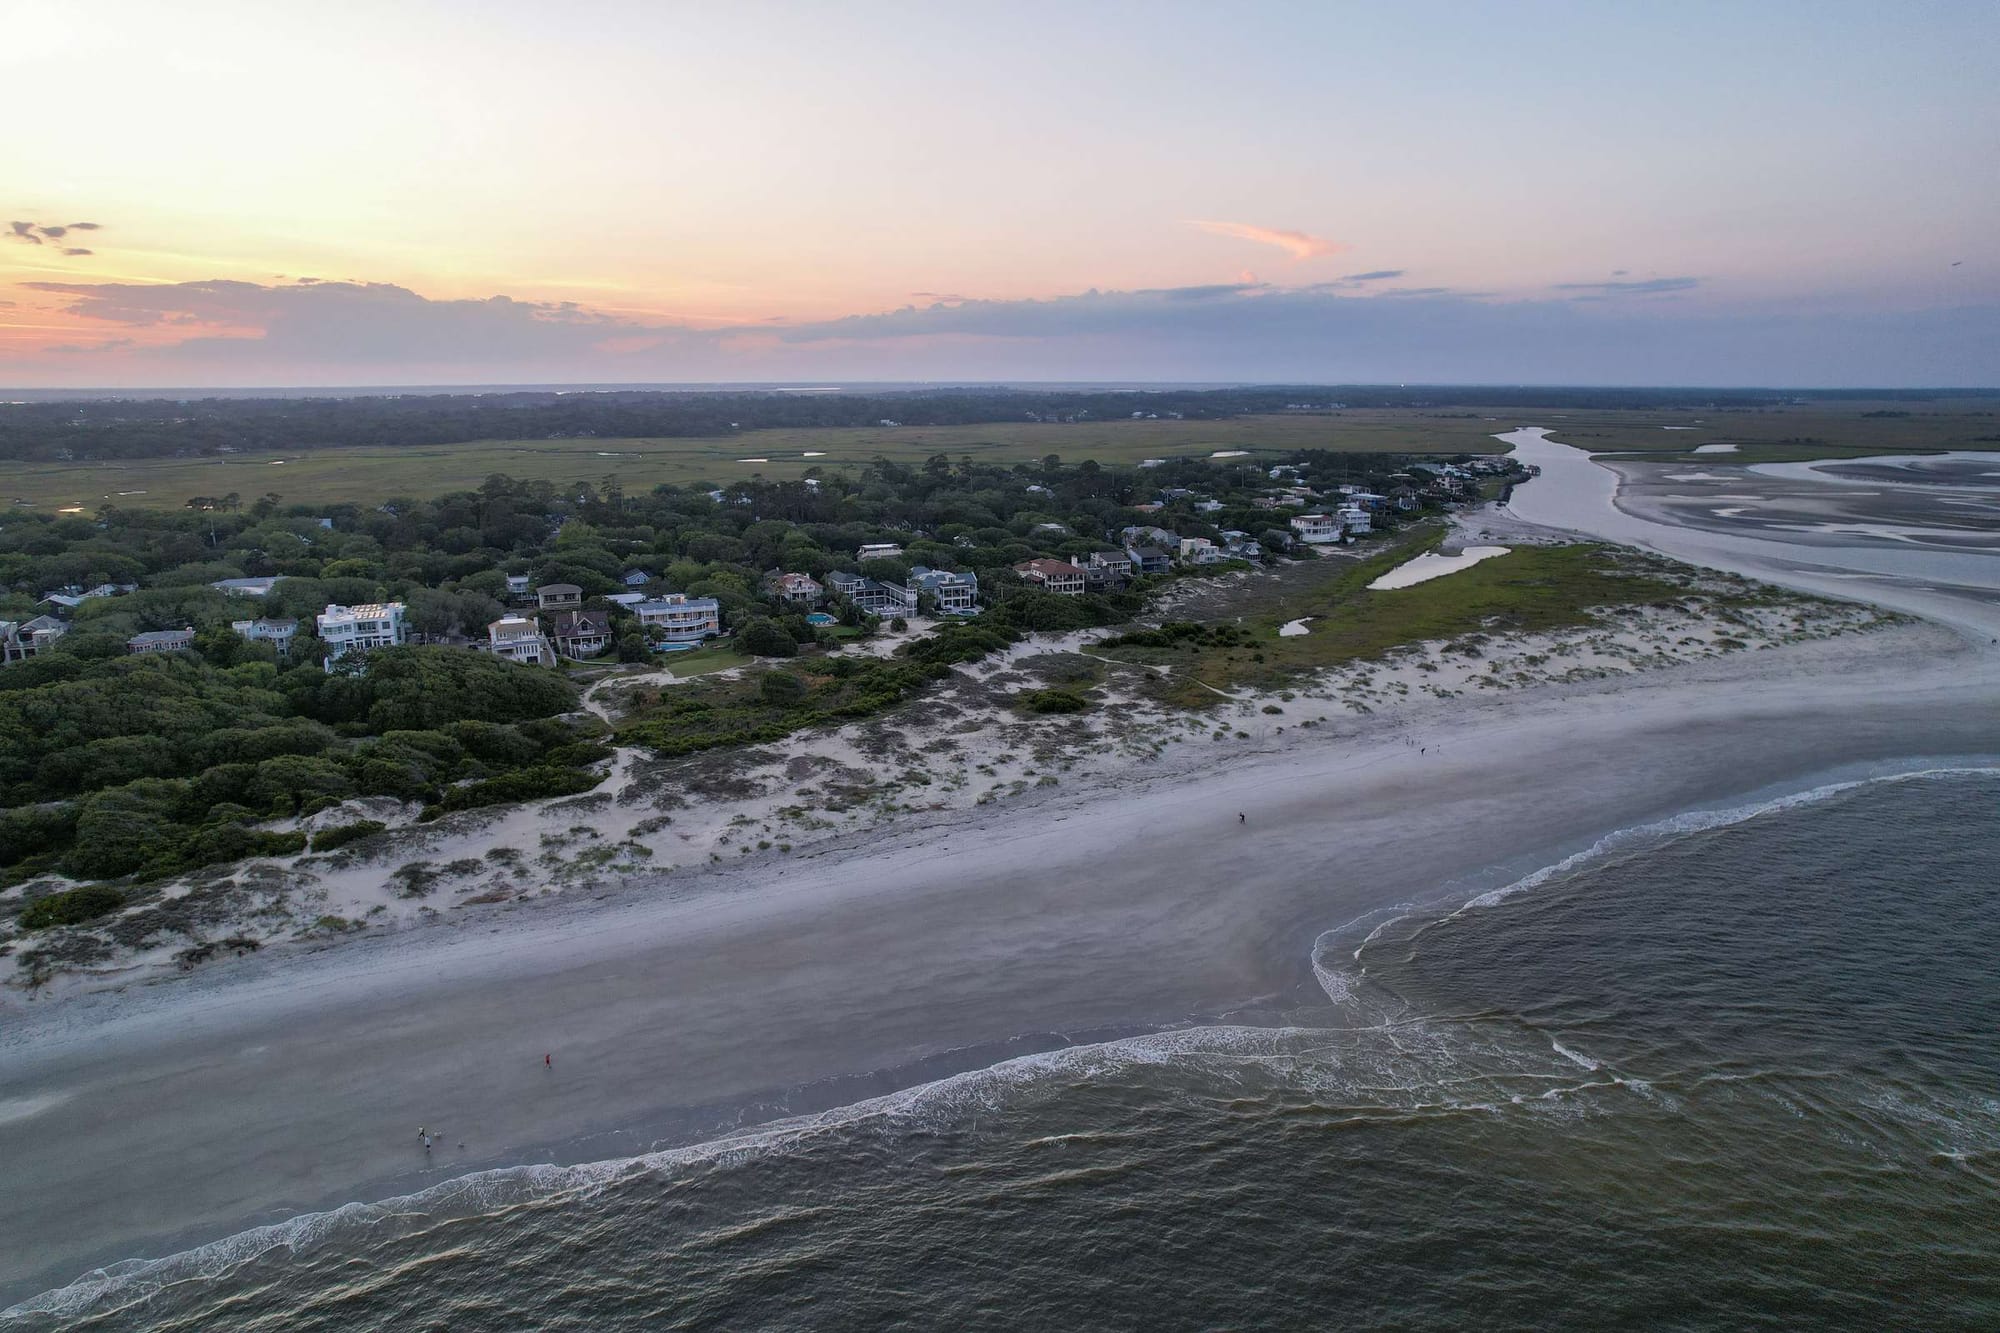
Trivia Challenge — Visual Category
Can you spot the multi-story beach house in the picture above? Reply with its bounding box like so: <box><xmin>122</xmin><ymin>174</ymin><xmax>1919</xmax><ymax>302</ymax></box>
<box><xmin>547</xmin><ymin>609</ymin><xmax>612</xmax><ymax>659</ymax></box>
<box><xmin>1015</xmin><ymin>558</ymin><xmax>1088</xmax><ymax>596</ymax></box>
<box><xmin>1290</xmin><ymin>513</ymin><xmax>1344</xmax><ymax>544</ymax></box>
<box><xmin>1335</xmin><ymin>504</ymin><xmax>1373</xmax><ymax>536</ymax></box>
<box><xmin>127</xmin><ymin>627</ymin><xmax>196</xmax><ymax>654</ymax></box>
<box><xmin>536</xmin><ymin>583</ymin><xmax>584</xmax><ymax>611</ymax></box>
<box><xmin>827</xmin><ymin>572</ymin><xmax>916</xmax><ymax>616</ymax></box>
<box><xmin>317</xmin><ymin>602</ymin><xmax>408</xmax><ymax>659</ymax></box>
<box><xmin>1087</xmin><ymin>550</ymin><xmax>1134</xmax><ymax>581</ymax></box>
<box><xmin>505</xmin><ymin>573</ymin><xmax>532</xmax><ymax>599</ymax></box>
<box><xmin>773</xmin><ymin>572</ymin><xmax>824</xmax><ymax>607</ymax></box>
<box><xmin>909</xmin><ymin>566</ymin><xmax>980</xmax><ymax>615</ymax></box>
<box><xmin>487</xmin><ymin>614</ymin><xmax>553</xmax><ymax>666</ymax></box>
<box><xmin>1124</xmin><ymin>545</ymin><xmax>1174</xmax><ymax>576</ymax></box>
<box><xmin>232</xmin><ymin>617</ymin><xmax>299</xmax><ymax>656</ymax></box>
<box><xmin>636</xmin><ymin>593</ymin><xmax>723</xmax><ymax>642</ymax></box>
<box><xmin>1</xmin><ymin>615</ymin><xmax>68</xmax><ymax>664</ymax></box>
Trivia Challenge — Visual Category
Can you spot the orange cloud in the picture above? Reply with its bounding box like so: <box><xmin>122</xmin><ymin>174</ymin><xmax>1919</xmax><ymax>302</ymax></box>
<box><xmin>1187</xmin><ymin>220</ymin><xmax>1346</xmax><ymax>260</ymax></box>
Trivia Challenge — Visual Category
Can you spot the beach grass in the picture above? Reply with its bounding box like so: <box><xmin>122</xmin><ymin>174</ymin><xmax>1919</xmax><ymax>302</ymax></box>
<box><xmin>1103</xmin><ymin>533</ymin><xmax>1709</xmax><ymax>704</ymax></box>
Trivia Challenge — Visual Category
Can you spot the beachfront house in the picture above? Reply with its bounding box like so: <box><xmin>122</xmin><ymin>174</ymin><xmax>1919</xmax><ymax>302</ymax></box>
<box><xmin>1290</xmin><ymin>514</ymin><xmax>1344</xmax><ymax>545</ymax></box>
<box><xmin>1177</xmin><ymin>537</ymin><xmax>1224</xmax><ymax>566</ymax></box>
<box><xmin>773</xmin><ymin>572</ymin><xmax>824</xmax><ymax>607</ymax></box>
<box><xmin>827</xmin><ymin>572</ymin><xmax>916</xmax><ymax>616</ymax></box>
<box><xmin>536</xmin><ymin>583</ymin><xmax>584</xmax><ymax>611</ymax></box>
<box><xmin>547</xmin><ymin>609</ymin><xmax>612</xmax><ymax>659</ymax></box>
<box><xmin>232</xmin><ymin>617</ymin><xmax>299</xmax><ymax>656</ymax></box>
<box><xmin>505</xmin><ymin>573</ymin><xmax>532</xmax><ymax>599</ymax></box>
<box><xmin>1125</xmin><ymin>545</ymin><xmax>1173</xmax><ymax>576</ymax></box>
<box><xmin>1087</xmin><ymin>550</ymin><xmax>1134</xmax><ymax>580</ymax></box>
<box><xmin>909</xmin><ymin>566</ymin><xmax>981</xmax><ymax>615</ymax></box>
<box><xmin>636</xmin><ymin>593</ymin><xmax>723</xmax><ymax>643</ymax></box>
<box><xmin>1015</xmin><ymin>558</ymin><xmax>1087</xmax><ymax>596</ymax></box>
<box><xmin>487</xmin><ymin>614</ymin><xmax>553</xmax><ymax>666</ymax></box>
<box><xmin>1221</xmin><ymin>531</ymin><xmax>1264</xmax><ymax>559</ymax></box>
<box><xmin>127</xmin><ymin>627</ymin><xmax>196</xmax><ymax>654</ymax></box>
<box><xmin>1336</xmin><ymin>504</ymin><xmax>1373</xmax><ymax>535</ymax></box>
<box><xmin>317</xmin><ymin>602</ymin><xmax>408</xmax><ymax>660</ymax></box>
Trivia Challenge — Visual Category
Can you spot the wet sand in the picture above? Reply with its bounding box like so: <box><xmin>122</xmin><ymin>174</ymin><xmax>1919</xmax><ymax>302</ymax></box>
<box><xmin>3</xmin><ymin>621</ymin><xmax>1997</xmax><ymax>1305</ymax></box>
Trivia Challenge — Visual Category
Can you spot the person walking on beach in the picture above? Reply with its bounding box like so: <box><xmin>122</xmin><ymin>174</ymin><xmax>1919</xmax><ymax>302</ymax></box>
<box><xmin>545</xmin><ymin>1052</ymin><xmax>552</xmax><ymax>1069</ymax></box>
<box><xmin>1238</xmin><ymin>812</ymin><xmax>1246</xmax><ymax>825</ymax></box>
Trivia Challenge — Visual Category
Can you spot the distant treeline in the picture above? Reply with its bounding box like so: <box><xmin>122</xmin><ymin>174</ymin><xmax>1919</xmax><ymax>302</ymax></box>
<box><xmin>4</xmin><ymin>384</ymin><xmax>1979</xmax><ymax>463</ymax></box>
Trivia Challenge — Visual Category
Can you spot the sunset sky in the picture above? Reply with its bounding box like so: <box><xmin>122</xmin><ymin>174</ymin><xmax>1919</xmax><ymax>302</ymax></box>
<box><xmin>3</xmin><ymin>0</ymin><xmax>1995</xmax><ymax>388</ymax></box>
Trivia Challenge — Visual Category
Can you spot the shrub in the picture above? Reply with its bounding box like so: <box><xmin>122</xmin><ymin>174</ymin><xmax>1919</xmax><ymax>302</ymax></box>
<box><xmin>20</xmin><ymin>885</ymin><xmax>125</xmax><ymax>930</ymax></box>
<box><xmin>740</xmin><ymin>620</ymin><xmax>798</xmax><ymax>657</ymax></box>
<box><xmin>1018</xmin><ymin>688</ymin><xmax>1089</xmax><ymax>714</ymax></box>
<box><xmin>419</xmin><ymin>766</ymin><xmax>603</xmax><ymax>820</ymax></box>
<box><xmin>760</xmin><ymin>671</ymin><xmax>808</xmax><ymax>706</ymax></box>
<box><xmin>312</xmin><ymin>819</ymin><xmax>389</xmax><ymax>852</ymax></box>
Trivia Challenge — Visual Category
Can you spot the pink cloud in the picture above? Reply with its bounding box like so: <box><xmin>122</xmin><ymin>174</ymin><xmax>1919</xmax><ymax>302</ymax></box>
<box><xmin>1187</xmin><ymin>220</ymin><xmax>1347</xmax><ymax>260</ymax></box>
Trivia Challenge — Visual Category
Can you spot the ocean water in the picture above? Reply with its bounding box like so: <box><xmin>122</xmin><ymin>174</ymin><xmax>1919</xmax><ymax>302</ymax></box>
<box><xmin>13</xmin><ymin>769</ymin><xmax>2000</xmax><ymax>1330</ymax></box>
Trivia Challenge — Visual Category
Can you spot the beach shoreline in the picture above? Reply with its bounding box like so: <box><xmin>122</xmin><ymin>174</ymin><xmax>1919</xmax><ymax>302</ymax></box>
<box><xmin>5</xmin><ymin>606</ymin><xmax>1998</xmax><ymax>1306</ymax></box>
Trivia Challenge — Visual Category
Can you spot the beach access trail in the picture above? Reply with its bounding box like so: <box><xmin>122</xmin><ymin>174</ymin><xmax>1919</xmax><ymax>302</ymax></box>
<box><xmin>3</xmin><ymin>620</ymin><xmax>1997</xmax><ymax>1304</ymax></box>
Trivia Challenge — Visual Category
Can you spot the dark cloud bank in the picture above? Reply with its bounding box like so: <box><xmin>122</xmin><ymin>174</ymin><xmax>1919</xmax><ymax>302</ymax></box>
<box><xmin>14</xmin><ymin>275</ymin><xmax>1997</xmax><ymax>387</ymax></box>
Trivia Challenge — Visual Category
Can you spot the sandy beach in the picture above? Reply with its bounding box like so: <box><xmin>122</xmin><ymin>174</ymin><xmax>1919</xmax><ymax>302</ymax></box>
<box><xmin>3</xmin><ymin>608</ymin><xmax>1997</xmax><ymax>1304</ymax></box>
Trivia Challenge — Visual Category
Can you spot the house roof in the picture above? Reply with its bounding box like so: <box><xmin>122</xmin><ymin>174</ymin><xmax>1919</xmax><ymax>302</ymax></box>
<box><xmin>537</xmin><ymin>583</ymin><xmax>583</xmax><ymax>595</ymax></box>
<box><xmin>1016</xmin><ymin>558</ymin><xmax>1085</xmax><ymax>577</ymax></box>
<box><xmin>128</xmin><ymin>628</ymin><xmax>194</xmax><ymax>646</ymax></box>
<box><xmin>549</xmin><ymin>609</ymin><xmax>610</xmax><ymax>635</ymax></box>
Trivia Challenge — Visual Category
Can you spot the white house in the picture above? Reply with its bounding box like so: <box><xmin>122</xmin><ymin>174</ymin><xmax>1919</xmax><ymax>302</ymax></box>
<box><xmin>487</xmin><ymin>614</ymin><xmax>553</xmax><ymax>666</ymax></box>
<box><xmin>1087</xmin><ymin>549</ymin><xmax>1134</xmax><ymax>579</ymax></box>
<box><xmin>317</xmin><ymin>602</ymin><xmax>408</xmax><ymax>659</ymax></box>
<box><xmin>1290</xmin><ymin>514</ymin><xmax>1345</xmax><ymax>545</ymax></box>
<box><xmin>636</xmin><ymin>593</ymin><xmax>722</xmax><ymax>643</ymax></box>
<box><xmin>232</xmin><ymin>617</ymin><xmax>299</xmax><ymax>655</ymax></box>
<box><xmin>1335</xmin><ymin>504</ymin><xmax>1373</xmax><ymax>535</ymax></box>
<box><xmin>1</xmin><ymin>616</ymin><xmax>67</xmax><ymax>664</ymax></box>
<box><xmin>1015</xmin><ymin>558</ymin><xmax>1087</xmax><ymax>596</ymax></box>
<box><xmin>855</xmin><ymin>543</ymin><xmax>904</xmax><ymax>563</ymax></box>
<box><xmin>505</xmin><ymin>573</ymin><xmax>532</xmax><ymax>598</ymax></box>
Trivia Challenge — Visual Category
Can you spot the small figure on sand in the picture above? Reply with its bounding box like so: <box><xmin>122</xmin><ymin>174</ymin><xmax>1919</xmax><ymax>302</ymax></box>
<box><xmin>1238</xmin><ymin>812</ymin><xmax>1246</xmax><ymax>824</ymax></box>
<box><xmin>545</xmin><ymin>1052</ymin><xmax>553</xmax><ymax>1068</ymax></box>
<box><xmin>423</xmin><ymin>1133</ymin><xmax>433</xmax><ymax>1153</ymax></box>
<box><xmin>417</xmin><ymin>1125</ymin><xmax>426</xmax><ymax>1143</ymax></box>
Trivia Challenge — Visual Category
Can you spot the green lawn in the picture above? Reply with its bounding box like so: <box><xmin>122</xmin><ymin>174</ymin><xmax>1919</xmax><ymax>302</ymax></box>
<box><xmin>659</xmin><ymin>644</ymin><xmax>755</xmax><ymax>677</ymax></box>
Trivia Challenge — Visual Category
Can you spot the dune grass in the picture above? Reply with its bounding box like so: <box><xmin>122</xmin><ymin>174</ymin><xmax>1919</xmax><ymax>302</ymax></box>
<box><xmin>1101</xmin><ymin>533</ymin><xmax>1704</xmax><ymax>704</ymax></box>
